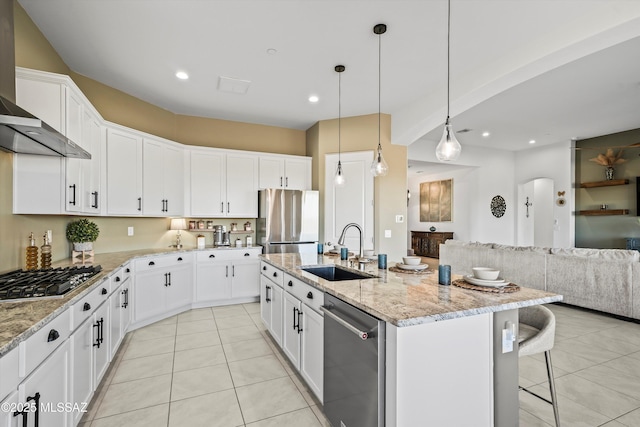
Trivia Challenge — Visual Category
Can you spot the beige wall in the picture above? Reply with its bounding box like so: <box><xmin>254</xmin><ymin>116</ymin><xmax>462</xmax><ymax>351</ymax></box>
<box><xmin>0</xmin><ymin>2</ymin><xmax>305</xmax><ymax>272</ymax></box>
<box><xmin>308</xmin><ymin>113</ymin><xmax>408</xmax><ymax>261</ymax></box>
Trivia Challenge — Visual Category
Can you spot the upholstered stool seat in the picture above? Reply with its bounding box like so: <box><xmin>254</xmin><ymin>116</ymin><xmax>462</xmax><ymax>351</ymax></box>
<box><xmin>519</xmin><ymin>305</ymin><xmax>561</xmax><ymax>426</ymax></box>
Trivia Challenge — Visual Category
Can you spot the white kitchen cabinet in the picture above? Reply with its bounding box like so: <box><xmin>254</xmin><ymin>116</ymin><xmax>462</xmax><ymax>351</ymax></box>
<box><xmin>300</xmin><ymin>304</ymin><xmax>323</xmax><ymax>402</ymax></box>
<box><xmin>120</xmin><ymin>266</ymin><xmax>133</xmax><ymax>336</ymax></box>
<box><xmin>13</xmin><ymin>71</ymin><xmax>65</xmax><ymax>214</ymax></box>
<box><xmin>189</xmin><ymin>150</ymin><xmax>258</xmax><ymax>217</ymax></box>
<box><xmin>64</xmin><ymin>89</ymin><xmax>84</xmax><ymax>213</ymax></box>
<box><xmin>258</xmin><ymin>156</ymin><xmax>311</xmax><ymax>190</ymax></box>
<box><xmin>283</xmin><ymin>291</ymin><xmax>302</xmax><ymax>369</ymax></box>
<box><xmin>134</xmin><ymin>254</ymin><xmax>194</xmax><ymax>324</ymax></box>
<box><xmin>106</xmin><ymin>126</ymin><xmax>143</xmax><ymax>216</ymax></box>
<box><xmin>109</xmin><ymin>284</ymin><xmax>123</xmax><ymax>360</ymax></box>
<box><xmin>195</xmin><ymin>249</ymin><xmax>261</xmax><ymax>304</ymax></box>
<box><xmin>0</xmin><ymin>390</ymin><xmax>19</xmax><ymax>427</ymax></box>
<box><xmin>93</xmin><ymin>301</ymin><xmax>110</xmax><ymax>387</ymax></box>
<box><xmin>70</xmin><ymin>316</ymin><xmax>94</xmax><ymax>426</ymax></box>
<box><xmin>142</xmin><ymin>138</ymin><xmax>184</xmax><ymax>216</ymax></box>
<box><xmin>80</xmin><ymin>108</ymin><xmax>102</xmax><ymax>214</ymax></box>
<box><xmin>18</xmin><ymin>339</ymin><xmax>70</xmax><ymax>427</ymax></box>
<box><xmin>260</xmin><ymin>273</ymin><xmax>283</xmax><ymax>346</ymax></box>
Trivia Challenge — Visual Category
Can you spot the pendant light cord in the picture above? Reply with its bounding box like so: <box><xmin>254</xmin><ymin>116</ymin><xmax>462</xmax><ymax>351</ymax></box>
<box><xmin>378</xmin><ymin>29</ymin><xmax>382</xmax><ymax>153</ymax></box>
<box><xmin>338</xmin><ymin>69</ymin><xmax>342</xmax><ymax>163</ymax></box>
<box><xmin>446</xmin><ymin>0</ymin><xmax>451</xmax><ymax>122</ymax></box>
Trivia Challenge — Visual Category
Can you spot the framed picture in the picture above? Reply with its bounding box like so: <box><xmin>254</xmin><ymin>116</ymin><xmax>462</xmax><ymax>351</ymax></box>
<box><xmin>420</xmin><ymin>179</ymin><xmax>452</xmax><ymax>222</ymax></box>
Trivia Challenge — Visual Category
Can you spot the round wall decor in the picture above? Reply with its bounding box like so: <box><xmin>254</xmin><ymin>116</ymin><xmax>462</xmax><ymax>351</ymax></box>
<box><xmin>490</xmin><ymin>195</ymin><xmax>506</xmax><ymax>218</ymax></box>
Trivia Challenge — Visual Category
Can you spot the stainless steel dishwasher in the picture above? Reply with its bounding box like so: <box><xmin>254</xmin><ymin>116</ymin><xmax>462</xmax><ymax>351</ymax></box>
<box><xmin>321</xmin><ymin>293</ymin><xmax>385</xmax><ymax>427</ymax></box>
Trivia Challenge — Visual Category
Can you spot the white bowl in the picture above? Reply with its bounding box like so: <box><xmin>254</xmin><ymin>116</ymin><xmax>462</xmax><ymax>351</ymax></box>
<box><xmin>472</xmin><ymin>267</ymin><xmax>500</xmax><ymax>281</ymax></box>
<box><xmin>402</xmin><ymin>256</ymin><xmax>422</xmax><ymax>266</ymax></box>
<box><xmin>363</xmin><ymin>249</ymin><xmax>375</xmax><ymax>257</ymax></box>
<box><xmin>332</xmin><ymin>244</ymin><xmax>346</xmax><ymax>252</ymax></box>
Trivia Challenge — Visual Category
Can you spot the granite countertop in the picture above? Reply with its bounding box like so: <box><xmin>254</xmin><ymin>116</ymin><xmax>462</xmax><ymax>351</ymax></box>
<box><xmin>0</xmin><ymin>246</ymin><xmax>263</xmax><ymax>357</ymax></box>
<box><xmin>260</xmin><ymin>253</ymin><xmax>563</xmax><ymax>327</ymax></box>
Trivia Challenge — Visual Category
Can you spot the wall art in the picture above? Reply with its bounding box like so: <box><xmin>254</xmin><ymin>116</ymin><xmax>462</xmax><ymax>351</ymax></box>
<box><xmin>420</xmin><ymin>179</ymin><xmax>452</xmax><ymax>222</ymax></box>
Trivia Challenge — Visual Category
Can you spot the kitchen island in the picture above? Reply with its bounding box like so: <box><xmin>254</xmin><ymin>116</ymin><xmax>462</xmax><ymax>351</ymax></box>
<box><xmin>260</xmin><ymin>252</ymin><xmax>562</xmax><ymax>427</ymax></box>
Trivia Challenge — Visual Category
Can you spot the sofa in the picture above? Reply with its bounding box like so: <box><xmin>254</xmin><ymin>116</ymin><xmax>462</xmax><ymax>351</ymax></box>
<box><xmin>439</xmin><ymin>240</ymin><xmax>640</xmax><ymax>320</ymax></box>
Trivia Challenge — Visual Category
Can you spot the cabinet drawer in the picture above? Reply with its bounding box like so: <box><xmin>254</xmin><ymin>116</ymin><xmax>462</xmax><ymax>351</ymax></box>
<box><xmin>20</xmin><ymin>309</ymin><xmax>71</xmax><ymax>377</ymax></box>
<box><xmin>284</xmin><ymin>273</ymin><xmax>324</xmax><ymax>313</ymax></box>
<box><xmin>120</xmin><ymin>262</ymin><xmax>132</xmax><ymax>282</ymax></box>
<box><xmin>70</xmin><ymin>278</ymin><xmax>110</xmax><ymax>330</ymax></box>
<box><xmin>197</xmin><ymin>248</ymin><xmax>261</xmax><ymax>262</ymax></box>
<box><xmin>135</xmin><ymin>253</ymin><xmax>193</xmax><ymax>272</ymax></box>
<box><xmin>0</xmin><ymin>348</ymin><xmax>19</xmax><ymax>401</ymax></box>
<box><xmin>260</xmin><ymin>261</ymin><xmax>283</xmax><ymax>287</ymax></box>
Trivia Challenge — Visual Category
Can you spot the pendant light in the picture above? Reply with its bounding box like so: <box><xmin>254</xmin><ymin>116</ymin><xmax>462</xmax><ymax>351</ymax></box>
<box><xmin>435</xmin><ymin>0</ymin><xmax>462</xmax><ymax>162</ymax></box>
<box><xmin>334</xmin><ymin>65</ymin><xmax>346</xmax><ymax>187</ymax></box>
<box><xmin>371</xmin><ymin>23</ymin><xmax>389</xmax><ymax>177</ymax></box>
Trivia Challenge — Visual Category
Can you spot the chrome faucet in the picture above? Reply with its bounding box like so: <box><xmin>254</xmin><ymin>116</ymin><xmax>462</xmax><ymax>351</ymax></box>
<box><xmin>337</xmin><ymin>222</ymin><xmax>364</xmax><ymax>259</ymax></box>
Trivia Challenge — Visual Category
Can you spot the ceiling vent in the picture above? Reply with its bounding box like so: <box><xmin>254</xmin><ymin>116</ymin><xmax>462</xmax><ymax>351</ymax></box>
<box><xmin>218</xmin><ymin>76</ymin><xmax>251</xmax><ymax>95</ymax></box>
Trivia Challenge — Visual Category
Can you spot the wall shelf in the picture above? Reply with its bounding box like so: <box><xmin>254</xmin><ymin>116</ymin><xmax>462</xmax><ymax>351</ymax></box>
<box><xmin>580</xmin><ymin>179</ymin><xmax>629</xmax><ymax>188</ymax></box>
<box><xmin>578</xmin><ymin>209</ymin><xmax>629</xmax><ymax>216</ymax></box>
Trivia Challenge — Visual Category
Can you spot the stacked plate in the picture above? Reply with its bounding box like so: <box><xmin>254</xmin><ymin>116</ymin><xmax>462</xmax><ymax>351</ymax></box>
<box><xmin>463</xmin><ymin>275</ymin><xmax>508</xmax><ymax>288</ymax></box>
<box><xmin>396</xmin><ymin>262</ymin><xmax>428</xmax><ymax>271</ymax></box>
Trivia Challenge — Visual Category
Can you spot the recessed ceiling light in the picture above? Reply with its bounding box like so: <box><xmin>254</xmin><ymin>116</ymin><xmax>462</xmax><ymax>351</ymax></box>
<box><xmin>308</xmin><ymin>95</ymin><xmax>319</xmax><ymax>103</ymax></box>
<box><xmin>176</xmin><ymin>71</ymin><xmax>189</xmax><ymax>80</ymax></box>
<box><xmin>529</xmin><ymin>139</ymin><xmax>536</xmax><ymax>144</ymax></box>
<box><xmin>266</xmin><ymin>48</ymin><xmax>278</xmax><ymax>55</ymax></box>
<box><xmin>482</xmin><ymin>131</ymin><xmax>490</xmax><ymax>137</ymax></box>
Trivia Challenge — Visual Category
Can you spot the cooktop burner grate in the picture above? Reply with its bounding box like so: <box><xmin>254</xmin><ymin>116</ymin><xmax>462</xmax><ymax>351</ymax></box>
<box><xmin>0</xmin><ymin>265</ymin><xmax>102</xmax><ymax>302</ymax></box>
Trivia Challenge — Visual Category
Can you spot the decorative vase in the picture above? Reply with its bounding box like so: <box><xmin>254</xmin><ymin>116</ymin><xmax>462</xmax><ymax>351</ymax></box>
<box><xmin>605</xmin><ymin>166</ymin><xmax>614</xmax><ymax>180</ymax></box>
<box><xmin>73</xmin><ymin>242</ymin><xmax>93</xmax><ymax>252</ymax></box>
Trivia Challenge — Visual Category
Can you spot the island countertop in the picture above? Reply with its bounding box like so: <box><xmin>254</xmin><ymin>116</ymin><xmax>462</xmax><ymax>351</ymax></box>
<box><xmin>260</xmin><ymin>253</ymin><xmax>562</xmax><ymax>327</ymax></box>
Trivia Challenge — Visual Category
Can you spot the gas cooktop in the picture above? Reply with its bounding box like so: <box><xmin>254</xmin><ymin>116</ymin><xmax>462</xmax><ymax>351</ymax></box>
<box><xmin>0</xmin><ymin>265</ymin><xmax>102</xmax><ymax>302</ymax></box>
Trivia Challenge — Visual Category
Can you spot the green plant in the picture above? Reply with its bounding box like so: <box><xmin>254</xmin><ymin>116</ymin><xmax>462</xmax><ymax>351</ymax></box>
<box><xmin>66</xmin><ymin>219</ymin><xmax>100</xmax><ymax>243</ymax></box>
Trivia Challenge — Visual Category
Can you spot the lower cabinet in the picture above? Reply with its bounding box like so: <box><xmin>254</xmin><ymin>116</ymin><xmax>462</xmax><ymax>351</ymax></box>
<box><xmin>260</xmin><ymin>274</ymin><xmax>284</xmax><ymax>346</ymax></box>
<box><xmin>261</xmin><ymin>267</ymin><xmax>324</xmax><ymax>403</ymax></box>
<box><xmin>411</xmin><ymin>231</ymin><xmax>454</xmax><ymax>258</ymax></box>
<box><xmin>93</xmin><ymin>302</ymin><xmax>110</xmax><ymax>387</ymax></box>
<box><xmin>134</xmin><ymin>254</ymin><xmax>193</xmax><ymax>323</ymax></box>
<box><xmin>195</xmin><ymin>249</ymin><xmax>261</xmax><ymax>304</ymax></box>
<box><xmin>18</xmin><ymin>340</ymin><xmax>70</xmax><ymax>427</ymax></box>
<box><xmin>70</xmin><ymin>317</ymin><xmax>94</xmax><ymax>426</ymax></box>
<box><xmin>0</xmin><ymin>390</ymin><xmax>19</xmax><ymax>427</ymax></box>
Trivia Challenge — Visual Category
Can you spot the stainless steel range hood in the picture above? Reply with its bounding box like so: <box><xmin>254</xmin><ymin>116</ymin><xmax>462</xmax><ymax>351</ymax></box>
<box><xmin>0</xmin><ymin>0</ymin><xmax>90</xmax><ymax>159</ymax></box>
<box><xmin>0</xmin><ymin>95</ymin><xmax>91</xmax><ymax>158</ymax></box>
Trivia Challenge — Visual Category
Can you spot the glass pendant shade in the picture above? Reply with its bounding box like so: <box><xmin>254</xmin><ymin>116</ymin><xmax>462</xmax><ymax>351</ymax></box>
<box><xmin>435</xmin><ymin>119</ymin><xmax>461</xmax><ymax>162</ymax></box>
<box><xmin>371</xmin><ymin>147</ymin><xmax>389</xmax><ymax>176</ymax></box>
<box><xmin>335</xmin><ymin>161</ymin><xmax>346</xmax><ymax>187</ymax></box>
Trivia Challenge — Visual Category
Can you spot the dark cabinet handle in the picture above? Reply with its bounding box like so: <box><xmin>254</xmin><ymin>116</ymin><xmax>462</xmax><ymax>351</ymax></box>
<box><xmin>297</xmin><ymin>310</ymin><xmax>303</xmax><ymax>333</ymax></box>
<box><xmin>244</xmin><ymin>252</ymin><xmax>250</xmax><ymax>256</ymax></box>
<box><xmin>91</xmin><ymin>191</ymin><xmax>99</xmax><ymax>209</ymax></box>
<box><xmin>161</xmin><ymin>199</ymin><xmax>165</xmax><ymax>212</ymax></box>
<box><xmin>69</xmin><ymin>184</ymin><xmax>76</xmax><ymax>206</ymax></box>
<box><xmin>209</xmin><ymin>254</ymin><xmax>216</xmax><ymax>258</ymax></box>
<box><xmin>273</xmin><ymin>272</ymin><xmax>278</xmax><ymax>278</ymax></box>
<box><xmin>306</xmin><ymin>291</ymin><xmax>313</xmax><ymax>299</ymax></box>
<box><xmin>138</xmin><ymin>197</ymin><xmax>142</xmax><ymax>211</ymax></box>
<box><xmin>121</xmin><ymin>288</ymin><xmax>129</xmax><ymax>308</ymax></box>
<box><xmin>166</xmin><ymin>199</ymin><xmax>169</xmax><ymax>212</ymax></box>
<box><xmin>93</xmin><ymin>318</ymin><xmax>104</xmax><ymax>348</ymax></box>
<box><xmin>115</xmin><ymin>276</ymin><xmax>121</xmax><ymax>282</ymax></box>
<box><xmin>227</xmin><ymin>202</ymin><xmax>230</xmax><ymax>213</ymax></box>
<box><xmin>286</xmin><ymin>177</ymin><xmax>289</xmax><ymax>187</ymax></box>
<box><xmin>164</xmin><ymin>272</ymin><xmax>168</xmax><ymax>287</ymax></box>
<box><xmin>226</xmin><ymin>265</ymin><xmax>229</xmax><ymax>277</ymax></box>
<box><xmin>221</xmin><ymin>202</ymin><xmax>224</xmax><ymax>213</ymax></box>
<box><xmin>47</xmin><ymin>329</ymin><xmax>60</xmax><ymax>342</ymax></box>
<box><xmin>265</xmin><ymin>285</ymin><xmax>271</xmax><ymax>302</ymax></box>
<box><xmin>149</xmin><ymin>261</ymin><xmax>155</xmax><ymax>266</ymax></box>
<box><xmin>101</xmin><ymin>288</ymin><xmax>107</xmax><ymax>295</ymax></box>
<box><xmin>15</xmin><ymin>392</ymin><xmax>40</xmax><ymax>427</ymax></box>
<box><xmin>126</xmin><ymin>268</ymin><xmax>130</xmax><ymax>273</ymax></box>
<box><xmin>177</xmin><ymin>257</ymin><xmax>183</xmax><ymax>261</ymax></box>
<box><xmin>168</xmin><ymin>272</ymin><xmax>171</xmax><ymax>286</ymax></box>
<box><xmin>280</xmin><ymin>176</ymin><xmax>283</xmax><ymax>187</ymax></box>
<box><xmin>288</xmin><ymin>280</ymin><xmax>293</xmax><ymax>287</ymax></box>
<box><xmin>262</xmin><ymin>266</ymin><xmax>267</xmax><ymax>270</ymax></box>
<box><xmin>83</xmin><ymin>302</ymin><xmax>91</xmax><ymax>311</ymax></box>
<box><xmin>293</xmin><ymin>307</ymin><xmax>298</xmax><ymax>330</ymax></box>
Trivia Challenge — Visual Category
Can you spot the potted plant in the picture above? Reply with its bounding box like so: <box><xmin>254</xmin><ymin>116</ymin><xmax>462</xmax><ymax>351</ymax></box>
<box><xmin>66</xmin><ymin>218</ymin><xmax>100</xmax><ymax>251</ymax></box>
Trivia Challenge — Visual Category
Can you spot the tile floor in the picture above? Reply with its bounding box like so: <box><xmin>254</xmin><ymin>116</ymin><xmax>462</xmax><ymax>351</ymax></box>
<box><xmin>79</xmin><ymin>301</ymin><xmax>640</xmax><ymax>427</ymax></box>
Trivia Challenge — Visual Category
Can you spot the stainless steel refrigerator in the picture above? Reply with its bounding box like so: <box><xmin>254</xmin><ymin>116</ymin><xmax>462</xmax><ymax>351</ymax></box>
<box><xmin>257</xmin><ymin>189</ymin><xmax>319</xmax><ymax>254</ymax></box>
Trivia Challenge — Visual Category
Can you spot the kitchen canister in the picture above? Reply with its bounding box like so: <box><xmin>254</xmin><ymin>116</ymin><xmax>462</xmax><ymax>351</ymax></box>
<box><xmin>246</xmin><ymin>236</ymin><xmax>253</xmax><ymax>247</ymax></box>
<box><xmin>196</xmin><ymin>235</ymin><xmax>205</xmax><ymax>249</ymax></box>
<box><xmin>235</xmin><ymin>238</ymin><xmax>243</xmax><ymax>247</ymax></box>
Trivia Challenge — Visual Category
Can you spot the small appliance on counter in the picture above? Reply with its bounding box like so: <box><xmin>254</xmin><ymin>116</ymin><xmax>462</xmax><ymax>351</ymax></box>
<box><xmin>213</xmin><ymin>225</ymin><xmax>230</xmax><ymax>247</ymax></box>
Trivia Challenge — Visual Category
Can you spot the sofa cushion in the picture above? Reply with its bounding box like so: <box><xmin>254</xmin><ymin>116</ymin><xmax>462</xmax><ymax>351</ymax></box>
<box><xmin>550</xmin><ymin>248</ymin><xmax>639</xmax><ymax>262</ymax></box>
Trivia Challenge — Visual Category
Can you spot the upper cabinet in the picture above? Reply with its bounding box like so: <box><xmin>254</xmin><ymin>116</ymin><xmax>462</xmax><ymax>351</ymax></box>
<box><xmin>189</xmin><ymin>150</ymin><xmax>258</xmax><ymax>218</ymax></box>
<box><xmin>259</xmin><ymin>156</ymin><xmax>311</xmax><ymax>190</ymax></box>
<box><xmin>14</xmin><ymin>68</ymin><xmax>103</xmax><ymax>215</ymax></box>
<box><xmin>106</xmin><ymin>126</ymin><xmax>143</xmax><ymax>216</ymax></box>
<box><xmin>142</xmin><ymin>137</ymin><xmax>184</xmax><ymax>216</ymax></box>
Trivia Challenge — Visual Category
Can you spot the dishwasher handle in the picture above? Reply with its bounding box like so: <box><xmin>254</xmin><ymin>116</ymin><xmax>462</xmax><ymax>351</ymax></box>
<box><xmin>320</xmin><ymin>305</ymin><xmax>369</xmax><ymax>340</ymax></box>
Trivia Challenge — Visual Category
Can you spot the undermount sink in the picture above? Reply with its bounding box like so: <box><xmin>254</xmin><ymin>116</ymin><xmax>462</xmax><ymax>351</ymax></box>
<box><xmin>300</xmin><ymin>265</ymin><xmax>377</xmax><ymax>282</ymax></box>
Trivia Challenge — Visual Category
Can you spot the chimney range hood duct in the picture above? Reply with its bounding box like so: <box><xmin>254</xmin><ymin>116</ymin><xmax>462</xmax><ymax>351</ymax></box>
<box><xmin>0</xmin><ymin>95</ymin><xmax>91</xmax><ymax>158</ymax></box>
<box><xmin>0</xmin><ymin>0</ymin><xmax>90</xmax><ymax>159</ymax></box>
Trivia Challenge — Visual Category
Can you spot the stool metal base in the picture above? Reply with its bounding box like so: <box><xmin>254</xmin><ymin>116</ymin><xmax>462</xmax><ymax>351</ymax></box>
<box><xmin>520</xmin><ymin>351</ymin><xmax>561</xmax><ymax>427</ymax></box>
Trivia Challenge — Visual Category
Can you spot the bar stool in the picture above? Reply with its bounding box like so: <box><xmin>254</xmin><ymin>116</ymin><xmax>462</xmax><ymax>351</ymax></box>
<box><xmin>519</xmin><ymin>305</ymin><xmax>561</xmax><ymax>427</ymax></box>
